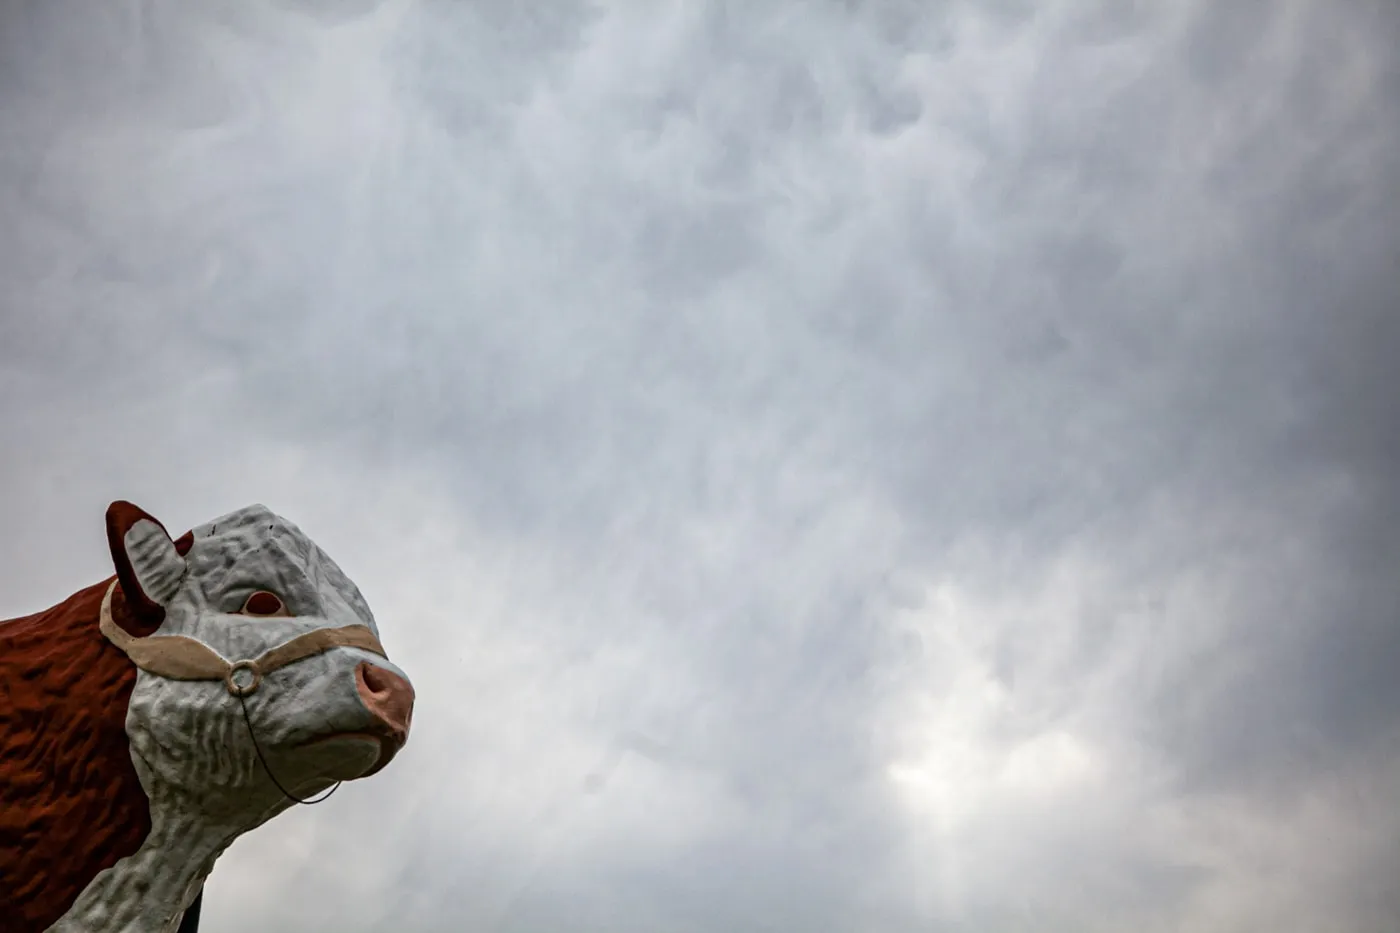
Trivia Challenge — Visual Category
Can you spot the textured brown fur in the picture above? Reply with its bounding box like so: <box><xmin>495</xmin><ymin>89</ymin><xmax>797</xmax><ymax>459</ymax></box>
<box><xmin>0</xmin><ymin>551</ymin><xmax>186</xmax><ymax>930</ymax></box>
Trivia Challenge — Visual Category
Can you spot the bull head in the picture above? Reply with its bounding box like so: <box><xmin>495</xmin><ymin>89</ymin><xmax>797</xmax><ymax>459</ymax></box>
<box><xmin>51</xmin><ymin>501</ymin><xmax>415</xmax><ymax>933</ymax></box>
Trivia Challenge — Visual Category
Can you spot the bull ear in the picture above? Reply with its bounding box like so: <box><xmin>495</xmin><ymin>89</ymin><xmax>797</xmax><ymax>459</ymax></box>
<box><xmin>106</xmin><ymin>501</ymin><xmax>189</xmax><ymax>624</ymax></box>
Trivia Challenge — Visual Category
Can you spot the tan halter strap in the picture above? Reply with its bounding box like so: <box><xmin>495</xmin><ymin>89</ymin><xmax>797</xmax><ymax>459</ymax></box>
<box><xmin>98</xmin><ymin>580</ymin><xmax>389</xmax><ymax>697</ymax></box>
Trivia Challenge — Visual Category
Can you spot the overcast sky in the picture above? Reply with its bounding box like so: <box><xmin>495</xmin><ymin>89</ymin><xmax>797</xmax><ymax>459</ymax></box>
<box><xmin>2</xmin><ymin>1</ymin><xmax>1398</xmax><ymax>931</ymax></box>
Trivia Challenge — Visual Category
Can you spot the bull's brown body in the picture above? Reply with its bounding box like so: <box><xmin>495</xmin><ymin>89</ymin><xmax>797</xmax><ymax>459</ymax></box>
<box><xmin>0</xmin><ymin>579</ymin><xmax>158</xmax><ymax>930</ymax></box>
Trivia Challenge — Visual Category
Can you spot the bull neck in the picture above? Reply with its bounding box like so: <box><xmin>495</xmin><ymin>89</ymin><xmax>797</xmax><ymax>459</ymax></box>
<box><xmin>47</xmin><ymin>793</ymin><xmax>243</xmax><ymax>933</ymax></box>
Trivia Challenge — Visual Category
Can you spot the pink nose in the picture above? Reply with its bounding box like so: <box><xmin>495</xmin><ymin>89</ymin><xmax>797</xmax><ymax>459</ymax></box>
<box><xmin>355</xmin><ymin>661</ymin><xmax>415</xmax><ymax>743</ymax></box>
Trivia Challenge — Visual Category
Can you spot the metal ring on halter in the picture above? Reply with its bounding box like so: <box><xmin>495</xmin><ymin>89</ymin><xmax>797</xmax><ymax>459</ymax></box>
<box><xmin>226</xmin><ymin>659</ymin><xmax>263</xmax><ymax>697</ymax></box>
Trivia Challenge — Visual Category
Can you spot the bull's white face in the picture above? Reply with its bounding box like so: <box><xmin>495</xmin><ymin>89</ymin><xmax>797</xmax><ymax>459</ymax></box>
<box><xmin>119</xmin><ymin>503</ymin><xmax>414</xmax><ymax>830</ymax></box>
<box><xmin>47</xmin><ymin>501</ymin><xmax>415</xmax><ymax>933</ymax></box>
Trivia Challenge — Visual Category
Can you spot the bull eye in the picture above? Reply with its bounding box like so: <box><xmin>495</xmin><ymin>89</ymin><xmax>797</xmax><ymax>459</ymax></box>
<box><xmin>242</xmin><ymin>591</ymin><xmax>288</xmax><ymax>617</ymax></box>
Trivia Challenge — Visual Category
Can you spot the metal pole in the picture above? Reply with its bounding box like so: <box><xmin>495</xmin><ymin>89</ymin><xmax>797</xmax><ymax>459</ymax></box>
<box><xmin>176</xmin><ymin>890</ymin><xmax>203</xmax><ymax>933</ymax></box>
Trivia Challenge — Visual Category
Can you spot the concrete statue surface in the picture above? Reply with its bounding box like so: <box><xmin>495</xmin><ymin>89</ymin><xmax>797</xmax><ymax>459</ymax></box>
<box><xmin>0</xmin><ymin>501</ymin><xmax>415</xmax><ymax>932</ymax></box>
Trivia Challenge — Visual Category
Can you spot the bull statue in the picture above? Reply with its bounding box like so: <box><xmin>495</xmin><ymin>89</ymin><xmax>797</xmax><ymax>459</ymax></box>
<box><xmin>0</xmin><ymin>502</ymin><xmax>416</xmax><ymax>932</ymax></box>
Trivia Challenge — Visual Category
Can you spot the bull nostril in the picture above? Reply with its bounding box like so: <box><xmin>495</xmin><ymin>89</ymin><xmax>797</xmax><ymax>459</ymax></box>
<box><xmin>355</xmin><ymin>661</ymin><xmax>415</xmax><ymax>737</ymax></box>
<box><xmin>358</xmin><ymin>662</ymin><xmax>392</xmax><ymax>699</ymax></box>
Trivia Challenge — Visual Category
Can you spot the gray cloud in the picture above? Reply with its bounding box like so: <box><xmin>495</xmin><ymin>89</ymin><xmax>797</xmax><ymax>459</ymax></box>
<box><xmin>2</xmin><ymin>0</ymin><xmax>1397</xmax><ymax>931</ymax></box>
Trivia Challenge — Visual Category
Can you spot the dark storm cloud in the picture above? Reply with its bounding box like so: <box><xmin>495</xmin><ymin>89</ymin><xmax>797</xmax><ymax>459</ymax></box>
<box><xmin>2</xmin><ymin>1</ymin><xmax>1398</xmax><ymax>931</ymax></box>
